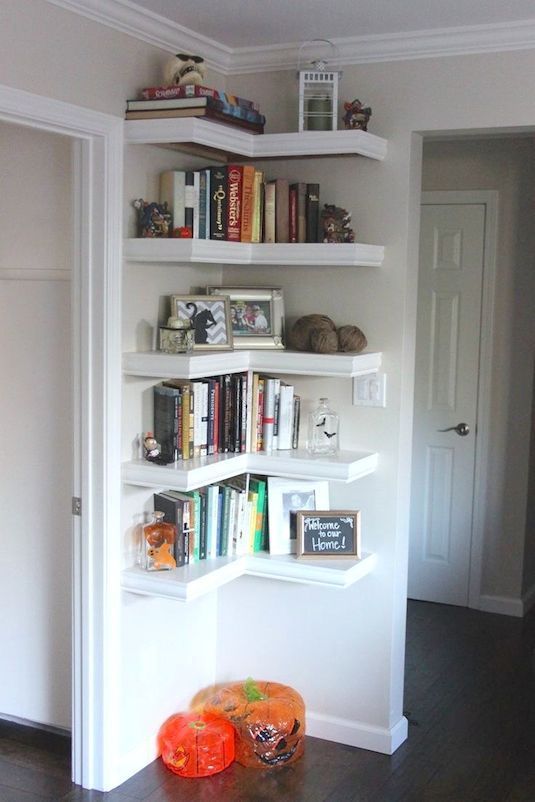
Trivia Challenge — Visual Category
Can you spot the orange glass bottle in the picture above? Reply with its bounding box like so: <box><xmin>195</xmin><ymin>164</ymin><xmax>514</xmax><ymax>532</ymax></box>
<box><xmin>142</xmin><ymin>511</ymin><xmax>176</xmax><ymax>571</ymax></box>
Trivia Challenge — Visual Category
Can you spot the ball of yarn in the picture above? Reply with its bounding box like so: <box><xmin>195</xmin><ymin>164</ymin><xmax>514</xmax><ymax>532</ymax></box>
<box><xmin>289</xmin><ymin>314</ymin><xmax>336</xmax><ymax>351</ymax></box>
<box><xmin>310</xmin><ymin>328</ymin><xmax>339</xmax><ymax>353</ymax></box>
<box><xmin>337</xmin><ymin>325</ymin><xmax>367</xmax><ymax>353</ymax></box>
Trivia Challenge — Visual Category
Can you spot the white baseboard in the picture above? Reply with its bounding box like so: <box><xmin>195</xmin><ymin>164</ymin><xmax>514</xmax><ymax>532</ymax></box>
<box><xmin>0</xmin><ymin>713</ymin><xmax>70</xmax><ymax>737</ymax></box>
<box><xmin>522</xmin><ymin>581</ymin><xmax>535</xmax><ymax>615</ymax></box>
<box><xmin>478</xmin><ymin>593</ymin><xmax>524</xmax><ymax>617</ymax></box>
<box><xmin>113</xmin><ymin>740</ymin><xmax>159</xmax><ymax>792</ymax></box>
<box><xmin>307</xmin><ymin>711</ymin><xmax>408</xmax><ymax>755</ymax></box>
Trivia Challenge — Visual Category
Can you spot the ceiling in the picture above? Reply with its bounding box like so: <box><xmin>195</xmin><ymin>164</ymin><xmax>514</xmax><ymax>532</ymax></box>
<box><xmin>128</xmin><ymin>0</ymin><xmax>535</xmax><ymax>49</ymax></box>
<box><xmin>50</xmin><ymin>0</ymin><xmax>535</xmax><ymax>72</ymax></box>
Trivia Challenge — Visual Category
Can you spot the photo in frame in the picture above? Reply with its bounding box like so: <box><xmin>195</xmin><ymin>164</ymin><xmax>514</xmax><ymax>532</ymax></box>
<box><xmin>295</xmin><ymin>510</ymin><xmax>361</xmax><ymax>560</ymax></box>
<box><xmin>267</xmin><ymin>477</ymin><xmax>329</xmax><ymax>555</ymax></box>
<box><xmin>170</xmin><ymin>295</ymin><xmax>233</xmax><ymax>350</ymax></box>
<box><xmin>206</xmin><ymin>286</ymin><xmax>285</xmax><ymax>349</ymax></box>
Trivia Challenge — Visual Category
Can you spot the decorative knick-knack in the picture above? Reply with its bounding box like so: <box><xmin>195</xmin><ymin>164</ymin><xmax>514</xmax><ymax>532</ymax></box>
<box><xmin>140</xmin><ymin>511</ymin><xmax>176</xmax><ymax>571</ymax></box>
<box><xmin>307</xmin><ymin>397</ymin><xmax>339</xmax><ymax>456</ymax></box>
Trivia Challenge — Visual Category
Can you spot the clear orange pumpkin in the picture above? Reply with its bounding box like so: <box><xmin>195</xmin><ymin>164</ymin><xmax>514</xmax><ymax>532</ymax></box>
<box><xmin>158</xmin><ymin>711</ymin><xmax>235</xmax><ymax>778</ymax></box>
<box><xmin>194</xmin><ymin>678</ymin><xmax>305</xmax><ymax>768</ymax></box>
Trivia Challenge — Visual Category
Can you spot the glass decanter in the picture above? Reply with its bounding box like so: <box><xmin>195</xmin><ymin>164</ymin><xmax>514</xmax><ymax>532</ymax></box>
<box><xmin>141</xmin><ymin>511</ymin><xmax>176</xmax><ymax>571</ymax></box>
<box><xmin>307</xmin><ymin>397</ymin><xmax>339</xmax><ymax>456</ymax></box>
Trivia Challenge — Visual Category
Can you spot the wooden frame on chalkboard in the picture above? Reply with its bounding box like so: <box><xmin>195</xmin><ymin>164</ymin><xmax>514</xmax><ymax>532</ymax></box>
<box><xmin>295</xmin><ymin>510</ymin><xmax>361</xmax><ymax>560</ymax></box>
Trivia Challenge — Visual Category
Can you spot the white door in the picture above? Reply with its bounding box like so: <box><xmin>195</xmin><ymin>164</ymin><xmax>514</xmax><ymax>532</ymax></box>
<box><xmin>408</xmin><ymin>195</ymin><xmax>490</xmax><ymax>606</ymax></box>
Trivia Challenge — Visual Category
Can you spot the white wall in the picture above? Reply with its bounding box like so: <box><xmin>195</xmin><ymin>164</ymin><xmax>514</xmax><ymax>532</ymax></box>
<box><xmin>422</xmin><ymin>138</ymin><xmax>535</xmax><ymax>601</ymax></box>
<box><xmin>3</xmin><ymin>0</ymin><xmax>535</xmax><ymax>787</ymax></box>
<box><xmin>0</xmin><ymin>122</ymin><xmax>72</xmax><ymax>729</ymax></box>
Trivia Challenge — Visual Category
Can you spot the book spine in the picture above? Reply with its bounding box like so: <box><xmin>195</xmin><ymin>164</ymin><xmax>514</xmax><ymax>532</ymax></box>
<box><xmin>192</xmin><ymin>171</ymin><xmax>200</xmax><ymax>239</ymax></box>
<box><xmin>184</xmin><ymin>171</ymin><xmax>195</xmax><ymax>235</ymax></box>
<box><xmin>209</xmin><ymin>166</ymin><xmax>227</xmax><ymax>240</ymax></box>
<box><xmin>251</xmin><ymin>170</ymin><xmax>264</xmax><ymax>243</ymax></box>
<box><xmin>153</xmin><ymin>384</ymin><xmax>179</xmax><ymax>462</ymax></box>
<box><xmin>231</xmin><ymin>374</ymin><xmax>242</xmax><ymax>453</ymax></box>
<box><xmin>256</xmin><ymin>377</ymin><xmax>265</xmax><ymax>451</ymax></box>
<box><xmin>240</xmin><ymin>165</ymin><xmax>256</xmax><ymax>243</ymax></box>
<box><xmin>289</xmin><ymin>185</ymin><xmax>298</xmax><ymax>243</ymax></box>
<box><xmin>240</xmin><ymin>373</ymin><xmax>248</xmax><ymax>453</ymax></box>
<box><xmin>306</xmin><ymin>183</ymin><xmax>320</xmax><ymax>243</ymax></box>
<box><xmin>192</xmin><ymin>382</ymin><xmax>202</xmax><ymax>457</ymax></box>
<box><xmin>292</xmin><ymin>394</ymin><xmax>301</xmax><ymax>449</ymax></box>
<box><xmin>198</xmin><ymin>490</ymin><xmax>207</xmax><ymax>560</ymax></box>
<box><xmin>176</xmin><ymin>390</ymin><xmax>183</xmax><ymax>460</ymax></box>
<box><xmin>227</xmin><ymin>165</ymin><xmax>243</xmax><ymax>242</ymax></box>
<box><xmin>207</xmin><ymin>379</ymin><xmax>216</xmax><ymax>455</ymax></box>
<box><xmin>140</xmin><ymin>84</ymin><xmax>259</xmax><ymax>110</ymax></box>
<box><xmin>262</xmin><ymin>377</ymin><xmax>276</xmax><ymax>452</ymax></box>
<box><xmin>271</xmin><ymin>377</ymin><xmax>281</xmax><ymax>449</ymax></box>
<box><xmin>220</xmin><ymin>485</ymin><xmax>231</xmax><ymax>557</ymax></box>
<box><xmin>200</xmin><ymin>380</ymin><xmax>209</xmax><ymax>457</ymax></box>
<box><xmin>152</xmin><ymin>493</ymin><xmax>182</xmax><ymax>566</ymax></box>
<box><xmin>222</xmin><ymin>374</ymin><xmax>232</xmax><ymax>452</ymax></box>
<box><xmin>212</xmin><ymin>378</ymin><xmax>220</xmax><ymax>454</ymax></box>
<box><xmin>277</xmin><ymin>384</ymin><xmax>294</xmax><ymax>450</ymax></box>
<box><xmin>159</xmin><ymin>170</ymin><xmax>186</xmax><ymax>231</ymax></box>
<box><xmin>275</xmin><ymin>178</ymin><xmax>289</xmax><ymax>243</ymax></box>
<box><xmin>263</xmin><ymin>181</ymin><xmax>276</xmax><ymax>243</ymax></box>
<box><xmin>198</xmin><ymin>169</ymin><xmax>208</xmax><ymax>239</ymax></box>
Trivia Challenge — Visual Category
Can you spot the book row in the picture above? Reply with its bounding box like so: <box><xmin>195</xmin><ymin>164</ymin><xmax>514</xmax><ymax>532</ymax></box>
<box><xmin>137</xmin><ymin>83</ymin><xmax>259</xmax><ymax>110</ymax></box>
<box><xmin>159</xmin><ymin>167</ymin><xmax>321</xmax><ymax>243</ymax></box>
<box><xmin>153</xmin><ymin>372</ymin><xmax>300</xmax><ymax>463</ymax></box>
<box><xmin>150</xmin><ymin>473</ymin><xmax>269</xmax><ymax>567</ymax></box>
<box><xmin>125</xmin><ymin>95</ymin><xmax>265</xmax><ymax>133</ymax></box>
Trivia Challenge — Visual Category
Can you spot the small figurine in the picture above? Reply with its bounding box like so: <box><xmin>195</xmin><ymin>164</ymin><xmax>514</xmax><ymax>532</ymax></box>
<box><xmin>342</xmin><ymin>99</ymin><xmax>372</xmax><ymax>131</ymax></box>
<box><xmin>143</xmin><ymin>432</ymin><xmax>161</xmax><ymax>461</ymax></box>
<box><xmin>320</xmin><ymin>204</ymin><xmax>355</xmax><ymax>243</ymax></box>
<box><xmin>164</xmin><ymin>53</ymin><xmax>206</xmax><ymax>87</ymax></box>
<box><xmin>133</xmin><ymin>198</ymin><xmax>172</xmax><ymax>238</ymax></box>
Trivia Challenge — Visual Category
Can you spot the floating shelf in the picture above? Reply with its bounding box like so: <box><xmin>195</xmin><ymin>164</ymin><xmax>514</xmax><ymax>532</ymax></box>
<box><xmin>124</xmin><ymin>238</ymin><xmax>384</xmax><ymax>267</ymax></box>
<box><xmin>121</xmin><ymin>551</ymin><xmax>377</xmax><ymax>602</ymax></box>
<box><xmin>122</xmin><ymin>449</ymin><xmax>378</xmax><ymax>492</ymax></box>
<box><xmin>124</xmin><ymin>117</ymin><xmax>388</xmax><ymax>161</ymax></box>
<box><xmin>123</xmin><ymin>349</ymin><xmax>382</xmax><ymax>380</ymax></box>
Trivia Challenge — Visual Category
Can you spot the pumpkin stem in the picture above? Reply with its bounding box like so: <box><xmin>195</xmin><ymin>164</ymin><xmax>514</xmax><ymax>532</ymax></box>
<box><xmin>243</xmin><ymin>677</ymin><xmax>267</xmax><ymax>702</ymax></box>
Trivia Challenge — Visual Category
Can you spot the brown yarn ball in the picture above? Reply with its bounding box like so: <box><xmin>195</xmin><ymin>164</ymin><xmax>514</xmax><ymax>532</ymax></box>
<box><xmin>289</xmin><ymin>314</ymin><xmax>336</xmax><ymax>351</ymax></box>
<box><xmin>310</xmin><ymin>328</ymin><xmax>339</xmax><ymax>353</ymax></box>
<box><xmin>337</xmin><ymin>325</ymin><xmax>367</xmax><ymax>353</ymax></box>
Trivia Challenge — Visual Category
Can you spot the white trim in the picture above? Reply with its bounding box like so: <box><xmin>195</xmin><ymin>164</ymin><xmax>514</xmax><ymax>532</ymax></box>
<box><xmin>420</xmin><ymin>191</ymin><xmax>498</xmax><ymax>613</ymax></box>
<box><xmin>307</xmin><ymin>711</ymin><xmax>408</xmax><ymax>755</ymax></box>
<box><xmin>42</xmin><ymin>1</ymin><xmax>535</xmax><ymax>73</ymax></box>
<box><xmin>0</xmin><ymin>268</ymin><xmax>70</xmax><ymax>281</ymax></box>
<box><xmin>0</xmin><ymin>83</ymin><xmax>123</xmax><ymax>792</ymax></box>
<box><xmin>477</xmin><ymin>594</ymin><xmax>524</xmax><ymax>618</ymax></box>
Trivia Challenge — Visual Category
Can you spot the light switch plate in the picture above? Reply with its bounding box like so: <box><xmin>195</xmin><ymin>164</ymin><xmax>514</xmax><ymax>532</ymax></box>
<box><xmin>353</xmin><ymin>371</ymin><xmax>386</xmax><ymax>407</ymax></box>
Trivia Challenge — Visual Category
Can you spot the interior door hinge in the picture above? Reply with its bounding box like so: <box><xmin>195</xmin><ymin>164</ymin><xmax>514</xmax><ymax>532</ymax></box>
<box><xmin>72</xmin><ymin>497</ymin><xmax>82</xmax><ymax>516</ymax></box>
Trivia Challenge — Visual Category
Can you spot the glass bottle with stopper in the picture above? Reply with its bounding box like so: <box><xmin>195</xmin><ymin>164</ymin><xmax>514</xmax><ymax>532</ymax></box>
<box><xmin>307</xmin><ymin>397</ymin><xmax>339</xmax><ymax>456</ymax></box>
<box><xmin>140</xmin><ymin>511</ymin><xmax>176</xmax><ymax>571</ymax></box>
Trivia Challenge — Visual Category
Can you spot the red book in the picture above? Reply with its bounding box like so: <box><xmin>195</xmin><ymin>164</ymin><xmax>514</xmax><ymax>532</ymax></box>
<box><xmin>140</xmin><ymin>84</ymin><xmax>258</xmax><ymax>110</ymax></box>
<box><xmin>227</xmin><ymin>165</ymin><xmax>243</xmax><ymax>242</ymax></box>
<box><xmin>289</xmin><ymin>186</ymin><xmax>298</xmax><ymax>243</ymax></box>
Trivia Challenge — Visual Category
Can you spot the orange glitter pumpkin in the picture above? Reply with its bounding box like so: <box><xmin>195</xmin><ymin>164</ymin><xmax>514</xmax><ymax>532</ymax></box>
<box><xmin>194</xmin><ymin>678</ymin><xmax>305</xmax><ymax>768</ymax></box>
<box><xmin>158</xmin><ymin>711</ymin><xmax>235</xmax><ymax>778</ymax></box>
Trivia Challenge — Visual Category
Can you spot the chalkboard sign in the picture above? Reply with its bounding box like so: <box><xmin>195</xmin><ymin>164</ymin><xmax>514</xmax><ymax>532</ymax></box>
<box><xmin>296</xmin><ymin>510</ymin><xmax>361</xmax><ymax>559</ymax></box>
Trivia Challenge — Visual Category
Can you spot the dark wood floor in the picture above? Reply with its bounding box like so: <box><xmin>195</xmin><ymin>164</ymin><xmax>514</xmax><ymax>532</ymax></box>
<box><xmin>2</xmin><ymin>600</ymin><xmax>534</xmax><ymax>801</ymax></box>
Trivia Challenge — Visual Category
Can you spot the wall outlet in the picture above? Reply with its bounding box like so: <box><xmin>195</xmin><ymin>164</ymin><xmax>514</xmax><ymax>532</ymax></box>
<box><xmin>353</xmin><ymin>371</ymin><xmax>386</xmax><ymax>407</ymax></box>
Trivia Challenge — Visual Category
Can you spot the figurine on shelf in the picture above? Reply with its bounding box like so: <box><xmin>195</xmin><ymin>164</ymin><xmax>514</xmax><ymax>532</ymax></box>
<box><xmin>163</xmin><ymin>53</ymin><xmax>206</xmax><ymax>87</ymax></box>
<box><xmin>342</xmin><ymin>99</ymin><xmax>372</xmax><ymax>131</ymax></box>
<box><xmin>320</xmin><ymin>204</ymin><xmax>355</xmax><ymax>243</ymax></box>
<box><xmin>143</xmin><ymin>432</ymin><xmax>173</xmax><ymax>465</ymax></box>
<box><xmin>172</xmin><ymin>226</ymin><xmax>193</xmax><ymax>239</ymax></box>
<box><xmin>133</xmin><ymin>198</ymin><xmax>172</xmax><ymax>238</ymax></box>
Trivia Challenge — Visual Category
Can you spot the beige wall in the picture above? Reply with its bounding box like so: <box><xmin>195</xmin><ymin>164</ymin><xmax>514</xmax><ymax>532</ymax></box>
<box><xmin>422</xmin><ymin>138</ymin><xmax>535</xmax><ymax>599</ymax></box>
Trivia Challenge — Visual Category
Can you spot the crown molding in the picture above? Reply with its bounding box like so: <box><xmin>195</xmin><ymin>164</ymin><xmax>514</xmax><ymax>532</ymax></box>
<box><xmin>44</xmin><ymin>0</ymin><xmax>233</xmax><ymax>73</ymax></box>
<box><xmin>45</xmin><ymin>0</ymin><xmax>535</xmax><ymax>75</ymax></box>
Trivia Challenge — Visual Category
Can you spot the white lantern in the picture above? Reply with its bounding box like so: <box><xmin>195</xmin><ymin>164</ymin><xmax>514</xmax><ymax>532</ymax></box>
<box><xmin>297</xmin><ymin>40</ymin><xmax>341</xmax><ymax>132</ymax></box>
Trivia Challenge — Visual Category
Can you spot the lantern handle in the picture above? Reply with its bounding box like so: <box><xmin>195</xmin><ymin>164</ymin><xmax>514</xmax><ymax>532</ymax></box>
<box><xmin>297</xmin><ymin>39</ymin><xmax>339</xmax><ymax>72</ymax></box>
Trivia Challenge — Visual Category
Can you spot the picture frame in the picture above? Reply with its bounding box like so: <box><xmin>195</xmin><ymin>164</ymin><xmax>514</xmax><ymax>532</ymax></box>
<box><xmin>206</xmin><ymin>286</ymin><xmax>285</xmax><ymax>349</ymax></box>
<box><xmin>267</xmin><ymin>477</ymin><xmax>329</xmax><ymax>555</ymax></box>
<box><xmin>295</xmin><ymin>510</ymin><xmax>361</xmax><ymax>560</ymax></box>
<box><xmin>170</xmin><ymin>295</ymin><xmax>233</xmax><ymax>350</ymax></box>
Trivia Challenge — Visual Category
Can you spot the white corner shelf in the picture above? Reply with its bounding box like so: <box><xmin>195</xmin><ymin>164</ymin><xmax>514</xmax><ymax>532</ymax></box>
<box><xmin>124</xmin><ymin>117</ymin><xmax>388</xmax><ymax>161</ymax></box>
<box><xmin>123</xmin><ymin>349</ymin><xmax>382</xmax><ymax>380</ymax></box>
<box><xmin>122</xmin><ymin>449</ymin><xmax>378</xmax><ymax>492</ymax></box>
<box><xmin>121</xmin><ymin>551</ymin><xmax>377</xmax><ymax>602</ymax></box>
<box><xmin>124</xmin><ymin>238</ymin><xmax>384</xmax><ymax>267</ymax></box>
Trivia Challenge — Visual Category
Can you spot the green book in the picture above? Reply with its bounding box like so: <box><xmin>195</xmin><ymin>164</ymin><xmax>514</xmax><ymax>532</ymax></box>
<box><xmin>249</xmin><ymin>476</ymin><xmax>267</xmax><ymax>552</ymax></box>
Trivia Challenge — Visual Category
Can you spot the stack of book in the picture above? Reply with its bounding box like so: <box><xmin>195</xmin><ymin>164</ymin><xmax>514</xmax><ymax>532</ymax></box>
<box><xmin>153</xmin><ymin>372</ymin><xmax>301</xmax><ymax>464</ymax></box>
<box><xmin>125</xmin><ymin>83</ymin><xmax>265</xmax><ymax>134</ymax></box>
<box><xmin>160</xmin><ymin>167</ymin><xmax>321</xmax><ymax>242</ymax></box>
<box><xmin>153</xmin><ymin>473</ymin><xmax>268</xmax><ymax>565</ymax></box>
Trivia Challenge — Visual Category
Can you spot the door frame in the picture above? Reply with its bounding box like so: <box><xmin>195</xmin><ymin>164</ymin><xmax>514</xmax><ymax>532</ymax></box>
<box><xmin>0</xmin><ymin>84</ymin><xmax>123</xmax><ymax>790</ymax></box>
<box><xmin>417</xmin><ymin>190</ymin><xmax>498</xmax><ymax>610</ymax></box>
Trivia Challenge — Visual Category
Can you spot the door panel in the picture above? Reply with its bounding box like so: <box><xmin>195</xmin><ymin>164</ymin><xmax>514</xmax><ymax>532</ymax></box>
<box><xmin>409</xmin><ymin>203</ymin><xmax>485</xmax><ymax>606</ymax></box>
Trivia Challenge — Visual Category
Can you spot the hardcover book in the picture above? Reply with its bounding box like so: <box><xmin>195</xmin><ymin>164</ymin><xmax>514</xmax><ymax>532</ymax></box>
<box><xmin>240</xmin><ymin>165</ymin><xmax>256</xmax><ymax>242</ymax></box>
<box><xmin>263</xmin><ymin>181</ymin><xmax>276</xmax><ymax>244</ymax></box>
<box><xmin>209</xmin><ymin>166</ymin><xmax>227</xmax><ymax>240</ymax></box>
<box><xmin>153</xmin><ymin>383</ymin><xmax>180</xmax><ymax>462</ymax></box>
<box><xmin>227</xmin><ymin>165</ymin><xmax>243</xmax><ymax>242</ymax></box>
<box><xmin>274</xmin><ymin>178</ymin><xmax>289</xmax><ymax>243</ymax></box>
<box><xmin>139</xmin><ymin>84</ymin><xmax>259</xmax><ymax>111</ymax></box>
<box><xmin>306</xmin><ymin>183</ymin><xmax>320</xmax><ymax>243</ymax></box>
